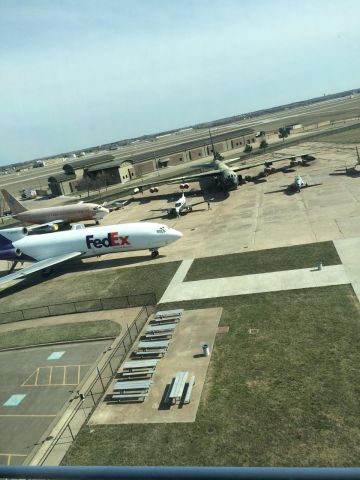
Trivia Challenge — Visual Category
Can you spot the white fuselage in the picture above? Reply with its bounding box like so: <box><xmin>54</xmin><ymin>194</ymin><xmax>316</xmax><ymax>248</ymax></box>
<box><xmin>5</xmin><ymin>223</ymin><xmax>182</xmax><ymax>262</ymax></box>
<box><xmin>293</xmin><ymin>176</ymin><xmax>306</xmax><ymax>191</ymax></box>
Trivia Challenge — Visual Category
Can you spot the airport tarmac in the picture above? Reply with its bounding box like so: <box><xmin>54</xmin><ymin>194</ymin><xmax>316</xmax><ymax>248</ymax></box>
<box><xmin>75</xmin><ymin>142</ymin><xmax>360</xmax><ymax>268</ymax></box>
<box><xmin>0</xmin><ymin>141</ymin><xmax>359</xmax><ymax>288</ymax></box>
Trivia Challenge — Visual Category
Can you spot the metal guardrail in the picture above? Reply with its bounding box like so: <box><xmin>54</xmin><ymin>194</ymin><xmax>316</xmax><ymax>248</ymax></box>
<box><xmin>0</xmin><ymin>293</ymin><xmax>157</xmax><ymax>322</ymax></box>
<box><xmin>2</xmin><ymin>466</ymin><xmax>360</xmax><ymax>479</ymax></box>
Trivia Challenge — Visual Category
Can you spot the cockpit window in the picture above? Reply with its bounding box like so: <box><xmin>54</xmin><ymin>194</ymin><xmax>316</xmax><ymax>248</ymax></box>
<box><xmin>175</xmin><ymin>202</ymin><xmax>181</xmax><ymax>207</ymax></box>
<box><xmin>156</xmin><ymin>227</ymin><xmax>166</xmax><ymax>233</ymax></box>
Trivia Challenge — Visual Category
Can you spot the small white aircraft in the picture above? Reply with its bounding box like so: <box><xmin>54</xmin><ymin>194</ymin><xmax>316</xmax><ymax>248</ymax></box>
<box><xmin>0</xmin><ymin>222</ymin><xmax>182</xmax><ymax>286</ymax></box>
<box><xmin>151</xmin><ymin>192</ymin><xmax>206</xmax><ymax>217</ymax></box>
<box><xmin>266</xmin><ymin>175</ymin><xmax>322</xmax><ymax>194</ymax></box>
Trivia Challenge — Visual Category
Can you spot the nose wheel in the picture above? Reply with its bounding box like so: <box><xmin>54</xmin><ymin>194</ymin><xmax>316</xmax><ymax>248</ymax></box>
<box><xmin>150</xmin><ymin>249</ymin><xmax>159</xmax><ymax>258</ymax></box>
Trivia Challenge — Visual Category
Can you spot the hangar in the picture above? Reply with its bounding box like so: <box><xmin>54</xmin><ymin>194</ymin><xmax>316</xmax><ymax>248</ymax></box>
<box><xmin>86</xmin><ymin>160</ymin><xmax>135</xmax><ymax>186</ymax></box>
<box><xmin>47</xmin><ymin>129</ymin><xmax>257</xmax><ymax>196</ymax></box>
<box><xmin>48</xmin><ymin>172</ymin><xmax>76</xmax><ymax>196</ymax></box>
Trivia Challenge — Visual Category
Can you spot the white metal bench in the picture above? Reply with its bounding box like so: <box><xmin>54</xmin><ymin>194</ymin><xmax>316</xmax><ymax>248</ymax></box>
<box><xmin>146</xmin><ymin>323</ymin><xmax>177</xmax><ymax>333</ymax></box>
<box><xmin>122</xmin><ymin>359</ymin><xmax>159</xmax><ymax>371</ymax></box>
<box><xmin>138</xmin><ymin>340</ymin><xmax>169</xmax><ymax>350</ymax></box>
<box><xmin>168</xmin><ymin>371</ymin><xmax>188</xmax><ymax>404</ymax></box>
<box><xmin>184</xmin><ymin>376</ymin><xmax>196</xmax><ymax>404</ymax></box>
<box><xmin>132</xmin><ymin>349</ymin><xmax>166</xmax><ymax>358</ymax></box>
<box><xmin>142</xmin><ymin>332</ymin><xmax>173</xmax><ymax>340</ymax></box>
<box><xmin>112</xmin><ymin>393</ymin><xmax>148</xmax><ymax>402</ymax></box>
<box><xmin>114</xmin><ymin>380</ymin><xmax>152</xmax><ymax>392</ymax></box>
<box><xmin>155</xmin><ymin>309</ymin><xmax>184</xmax><ymax>319</ymax></box>
<box><xmin>150</xmin><ymin>316</ymin><xmax>180</xmax><ymax>324</ymax></box>
<box><xmin>120</xmin><ymin>369</ymin><xmax>155</xmax><ymax>378</ymax></box>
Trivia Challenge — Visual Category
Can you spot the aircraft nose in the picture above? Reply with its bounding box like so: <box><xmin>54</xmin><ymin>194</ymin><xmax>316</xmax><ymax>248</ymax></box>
<box><xmin>167</xmin><ymin>228</ymin><xmax>183</xmax><ymax>243</ymax></box>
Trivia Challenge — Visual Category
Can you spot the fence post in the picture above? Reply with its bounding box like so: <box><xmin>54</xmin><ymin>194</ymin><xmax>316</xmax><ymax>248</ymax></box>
<box><xmin>97</xmin><ymin>367</ymin><xmax>105</xmax><ymax>391</ymax></box>
<box><xmin>127</xmin><ymin>324</ymin><xmax>133</xmax><ymax>342</ymax></box>
<box><xmin>68</xmin><ymin>424</ymin><xmax>75</xmax><ymax>441</ymax></box>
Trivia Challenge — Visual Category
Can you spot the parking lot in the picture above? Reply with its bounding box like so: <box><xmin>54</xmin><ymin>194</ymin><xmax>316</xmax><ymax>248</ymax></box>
<box><xmin>0</xmin><ymin>340</ymin><xmax>111</xmax><ymax>465</ymax></box>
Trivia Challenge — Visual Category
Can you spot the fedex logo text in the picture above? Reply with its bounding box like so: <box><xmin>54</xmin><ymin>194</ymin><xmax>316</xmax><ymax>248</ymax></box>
<box><xmin>86</xmin><ymin>232</ymin><xmax>130</xmax><ymax>249</ymax></box>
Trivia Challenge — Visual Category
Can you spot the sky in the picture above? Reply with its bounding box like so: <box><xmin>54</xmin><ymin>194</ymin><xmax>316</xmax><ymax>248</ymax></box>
<box><xmin>0</xmin><ymin>0</ymin><xmax>359</xmax><ymax>166</ymax></box>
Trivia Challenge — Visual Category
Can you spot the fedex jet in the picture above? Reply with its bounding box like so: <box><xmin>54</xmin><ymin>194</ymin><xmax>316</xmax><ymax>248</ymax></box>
<box><xmin>1</xmin><ymin>189</ymin><xmax>109</xmax><ymax>232</ymax></box>
<box><xmin>0</xmin><ymin>222</ymin><xmax>182</xmax><ymax>286</ymax></box>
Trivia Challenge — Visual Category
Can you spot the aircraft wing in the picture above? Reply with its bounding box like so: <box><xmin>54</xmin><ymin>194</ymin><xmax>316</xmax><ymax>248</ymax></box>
<box><xmin>28</xmin><ymin>220</ymin><xmax>68</xmax><ymax>233</ymax></box>
<box><xmin>0</xmin><ymin>251</ymin><xmax>83</xmax><ymax>286</ymax></box>
<box><xmin>189</xmin><ymin>200</ymin><xmax>206</xmax><ymax>207</ymax></box>
<box><xmin>268</xmin><ymin>151</ymin><xmax>316</xmax><ymax>162</ymax></box>
<box><xmin>150</xmin><ymin>208</ymin><xmax>173</xmax><ymax>213</ymax></box>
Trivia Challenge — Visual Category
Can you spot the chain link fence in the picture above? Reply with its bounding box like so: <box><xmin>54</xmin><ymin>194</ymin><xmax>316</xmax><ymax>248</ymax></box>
<box><xmin>0</xmin><ymin>292</ymin><xmax>157</xmax><ymax>323</ymax></box>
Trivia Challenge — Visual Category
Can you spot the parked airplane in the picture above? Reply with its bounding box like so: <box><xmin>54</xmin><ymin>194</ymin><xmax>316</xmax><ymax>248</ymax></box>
<box><xmin>332</xmin><ymin>146</ymin><xmax>360</xmax><ymax>176</ymax></box>
<box><xmin>1</xmin><ymin>189</ymin><xmax>109</xmax><ymax>231</ymax></box>
<box><xmin>128</xmin><ymin>147</ymin><xmax>316</xmax><ymax>194</ymax></box>
<box><xmin>0</xmin><ymin>222</ymin><xmax>182</xmax><ymax>286</ymax></box>
<box><xmin>151</xmin><ymin>192</ymin><xmax>206</xmax><ymax>217</ymax></box>
<box><xmin>266</xmin><ymin>175</ymin><xmax>322</xmax><ymax>194</ymax></box>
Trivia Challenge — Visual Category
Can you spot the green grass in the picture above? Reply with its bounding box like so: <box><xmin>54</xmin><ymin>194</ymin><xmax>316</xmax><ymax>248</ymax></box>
<box><xmin>0</xmin><ymin>320</ymin><xmax>121</xmax><ymax>349</ymax></box>
<box><xmin>184</xmin><ymin>241</ymin><xmax>340</xmax><ymax>281</ymax></box>
<box><xmin>311</xmin><ymin>124</ymin><xmax>360</xmax><ymax>144</ymax></box>
<box><xmin>64</xmin><ymin>284</ymin><xmax>360</xmax><ymax>466</ymax></box>
<box><xmin>0</xmin><ymin>261</ymin><xmax>180</xmax><ymax>317</ymax></box>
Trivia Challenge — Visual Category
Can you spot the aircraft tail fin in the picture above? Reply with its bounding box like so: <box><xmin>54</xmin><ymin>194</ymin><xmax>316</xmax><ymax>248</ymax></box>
<box><xmin>1</xmin><ymin>189</ymin><xmax>27</xmax><ymax>214</ymax></box>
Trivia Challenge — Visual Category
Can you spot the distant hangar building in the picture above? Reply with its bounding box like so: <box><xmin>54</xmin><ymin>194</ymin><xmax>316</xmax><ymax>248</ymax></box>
<box><xmin>47</xmin><ymin>127</ymin><xmax>256</xmax><ymax>196</ymax></box>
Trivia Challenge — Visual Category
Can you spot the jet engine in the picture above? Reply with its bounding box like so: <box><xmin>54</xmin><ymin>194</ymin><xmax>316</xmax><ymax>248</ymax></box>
<box><xmin>180</xmin><ymin>183</ymin><xmax>189</xmax><ymax>190</ymax></box>
<box><xmin>1</xmin><ymin>247</ymin><xmax>22</xmax><ymax>259</ymax></box>
<box><xmin>149</xmin><ymin>187</ymin><xmax>159</xmax><ymax>193</ymax></box>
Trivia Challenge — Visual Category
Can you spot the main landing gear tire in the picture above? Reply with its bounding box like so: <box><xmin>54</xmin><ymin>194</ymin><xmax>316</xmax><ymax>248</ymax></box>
<box><xmin>151</xmin><ymin>250</ymin><xmax>159</xmax><ymax>258</ymax></box>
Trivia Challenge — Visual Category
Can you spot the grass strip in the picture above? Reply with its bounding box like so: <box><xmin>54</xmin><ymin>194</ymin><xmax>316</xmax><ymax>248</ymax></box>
<box><xmin>0</xmin><ymin>261</ymin><xmax>180</xmax><ymax>318</ymax></box>
<box><xmin>185</xmin><ymin>241</ymin><xmax>340</xmax><ymax>281</ymax></box>
<box><xmin>0</xmin><ymin>320</ymin><xmax>120</xmax><ymax>349</ymax></box>
<box><xmin>64</xmin><ymin>285</ymin><xmax>360</xmax><ymax>467</ymax></box>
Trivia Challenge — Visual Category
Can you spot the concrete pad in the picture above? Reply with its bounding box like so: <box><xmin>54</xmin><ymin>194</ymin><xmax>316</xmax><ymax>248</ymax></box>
<box><xmin>90</xmin><ymin>308</ymin><xmax>222</xmax><ymax>424</ymax></box>
<box><xmin>160</xmin><ymin>265</ymin><xmax>349</xmax><ymax>303</ymax></box>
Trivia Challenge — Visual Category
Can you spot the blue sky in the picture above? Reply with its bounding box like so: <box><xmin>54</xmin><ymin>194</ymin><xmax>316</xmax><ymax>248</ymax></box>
<box><xmin>0</xmin><ymin>0</ymin><xmax>359</xmax><ymax>166</ymax></box>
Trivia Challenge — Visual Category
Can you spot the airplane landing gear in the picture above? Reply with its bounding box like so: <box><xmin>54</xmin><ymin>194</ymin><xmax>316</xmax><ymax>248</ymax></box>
<box><xmin>150</xmin><ymin>249</ymin><xmax>159</xmax><ymax>258</ymax></box>
<box><xmin>8</xmin><ymin>261</ymin><xmax>18</xmax><ymax>273</ymax></box>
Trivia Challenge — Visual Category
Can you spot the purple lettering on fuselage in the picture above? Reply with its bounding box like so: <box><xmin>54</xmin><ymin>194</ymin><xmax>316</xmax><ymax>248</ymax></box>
<box><xmin>86</xmin><ymin>232</ymin><xmax>130</xmax><ymax>249</ymax></box>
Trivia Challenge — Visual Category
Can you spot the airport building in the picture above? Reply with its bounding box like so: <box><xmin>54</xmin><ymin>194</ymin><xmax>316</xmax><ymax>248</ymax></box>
<box><xmin>47</xmin><ymin>128</ymin><xmax>258</xmax><ymax>196</ymax></box>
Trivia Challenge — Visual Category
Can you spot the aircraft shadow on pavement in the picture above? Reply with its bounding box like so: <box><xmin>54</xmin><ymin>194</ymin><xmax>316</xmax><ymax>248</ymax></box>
<box><xmin>330</xmin><ymin>170</ymin><xmax>360</xmax><ymax>178</ymax></box>
<box><xmin>0</xmin><ymin>254</ymin><xmax>162</xmax><ymax>296</ymax></box>
<box><xmin>133</xmin><ymin>189</ymin><xmax>204</xmax><ymax>205</ymax></box>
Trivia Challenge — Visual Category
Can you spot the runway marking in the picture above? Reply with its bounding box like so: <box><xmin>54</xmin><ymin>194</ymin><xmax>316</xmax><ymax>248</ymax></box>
<box><xmin>3</xmin><ymin>394</ymin><xmax>26</xmax><ymax>406</ymax></box>
<box><xmin>22</xmin><ymin>365</ymin><xmax>90</xmax><ymax>386</ymax></box>
<box><xmin>47</xmin><ymin>351</ymin><xmax>65</xmax><ymax>360</ymax></box>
